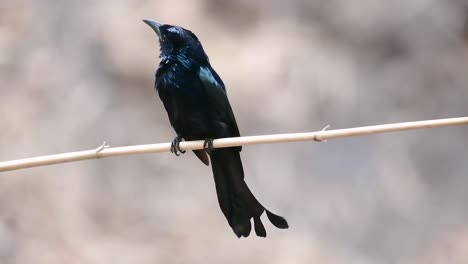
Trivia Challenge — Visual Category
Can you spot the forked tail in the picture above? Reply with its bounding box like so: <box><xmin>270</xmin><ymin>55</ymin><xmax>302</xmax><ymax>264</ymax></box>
<box><xmin>210</xmin><ymin>148</ymin><xmax>288</xmax><ymax>237</ymax></box>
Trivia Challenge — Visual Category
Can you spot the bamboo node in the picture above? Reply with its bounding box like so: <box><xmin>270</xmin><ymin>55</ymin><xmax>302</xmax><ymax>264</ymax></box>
<box><xmin>96</xmin><ymin>141</ymin><xmax>110</xmax><ymax>153</ymax></box>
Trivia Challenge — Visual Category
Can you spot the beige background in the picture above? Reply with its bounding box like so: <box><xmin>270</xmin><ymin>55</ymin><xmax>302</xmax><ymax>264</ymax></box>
<box><xmin>1</xmin><ymin>0</ymin><xmax>468</xmax><ymax>263</ymax></box>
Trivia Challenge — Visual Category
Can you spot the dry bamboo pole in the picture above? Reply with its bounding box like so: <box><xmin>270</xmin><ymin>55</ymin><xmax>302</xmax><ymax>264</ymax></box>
<box><xmin>1</xmin><ymin>117</ymin><xmax>467</xmax><ymax>172</ymax></box>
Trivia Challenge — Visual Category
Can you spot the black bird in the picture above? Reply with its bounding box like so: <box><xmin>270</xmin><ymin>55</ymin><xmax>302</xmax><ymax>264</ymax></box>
<box><xmin>143</xmin><ymin>19</ymin><xmax>288</xmax><ymax>237</ymax></box>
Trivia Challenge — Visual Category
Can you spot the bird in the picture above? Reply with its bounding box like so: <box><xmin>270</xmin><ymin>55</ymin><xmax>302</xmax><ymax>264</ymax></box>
<box><xmin>143</xmin><ymin>19</ymin><xmax>288</xmax><ymax>237</ymax></box>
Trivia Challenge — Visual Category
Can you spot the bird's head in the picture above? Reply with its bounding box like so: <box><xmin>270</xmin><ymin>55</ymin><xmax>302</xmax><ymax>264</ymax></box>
<box><xmin>143</xmin><ymin>19</ymin><xmax>207</xmax><ymax>62</ymax></box>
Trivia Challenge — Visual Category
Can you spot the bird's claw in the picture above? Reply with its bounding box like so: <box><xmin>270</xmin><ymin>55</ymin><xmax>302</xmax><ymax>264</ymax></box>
<box><xmin>203</xmin><ymin>138</ymin><xmax>214</xmax><ymax>154</ymax></box>
<box><xmin>171</xmin><ymin>136</ymin><xmax>185</xmax><ymax>156</ymax></box>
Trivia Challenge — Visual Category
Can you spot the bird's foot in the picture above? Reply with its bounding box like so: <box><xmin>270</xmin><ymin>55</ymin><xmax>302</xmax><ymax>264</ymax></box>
<box><xmin>203</xmin><ymin>138</ymin><xmax>214</xmax><ymax>154</ymax></box>
<box><xmin>171</xmin><ymin>136</ymin><xmax>186</xmax><ymax>156</ymax></box>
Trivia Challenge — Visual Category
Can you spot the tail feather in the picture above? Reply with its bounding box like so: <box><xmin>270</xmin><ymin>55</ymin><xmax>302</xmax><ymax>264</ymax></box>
<box><xmin>253</xmin><ymin>216</ymin><xmax>266</xmax><ymax>237</ymax></box>
<box><xmin>266</xmin><ymin>209</ymin><xmax>289</xmax><ymax>229</ymax></box>
<box><xmin>210</xmin><ymin>148</ymin><xmax>288</xmax><ymax>237</ymax></box>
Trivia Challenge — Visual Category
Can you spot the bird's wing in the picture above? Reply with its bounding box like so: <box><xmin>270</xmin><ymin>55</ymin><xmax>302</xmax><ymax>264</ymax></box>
<box><xmin>198</xmin><ymin>65</ymin><xmax>242</xmax><ymax>146</ymax></box>
<box><xmin>199</xmin><ymin>65</ymin><xmax>226</xmax><ymax>92</ymax></box>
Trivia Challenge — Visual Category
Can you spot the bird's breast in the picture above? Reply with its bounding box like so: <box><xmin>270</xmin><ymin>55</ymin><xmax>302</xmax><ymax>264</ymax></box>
<box><xmin>156</xmin><ymin>61</ymin><xmax>228</xmax><ymax>138</ymax></box>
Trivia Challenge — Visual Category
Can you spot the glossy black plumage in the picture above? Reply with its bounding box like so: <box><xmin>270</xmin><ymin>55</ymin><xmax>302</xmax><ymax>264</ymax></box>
<box><xmin>143</xmin><ymin>19</ymin><xmax>288</xmax><ymax>237</ymax></box>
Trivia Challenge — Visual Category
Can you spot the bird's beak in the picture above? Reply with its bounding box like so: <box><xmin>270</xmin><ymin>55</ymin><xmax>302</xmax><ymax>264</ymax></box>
<box><xmin>143</xmin><ymin>19</ymin><xmax>163</xmax><ymax>37</ymax></box>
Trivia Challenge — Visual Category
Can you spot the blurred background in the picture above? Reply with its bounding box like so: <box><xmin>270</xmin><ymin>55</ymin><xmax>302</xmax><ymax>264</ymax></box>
<box><xmin>1</xmin><ymin>0</ymin><xmax>468</xmax><ymax>263</ymax></box>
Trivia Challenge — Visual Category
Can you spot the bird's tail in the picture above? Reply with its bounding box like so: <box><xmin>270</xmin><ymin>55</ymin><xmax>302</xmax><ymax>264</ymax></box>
<box><xmin>209</xmin><ymin>148</ymin><xmax>288</xmax><ymax>237</ymax></box>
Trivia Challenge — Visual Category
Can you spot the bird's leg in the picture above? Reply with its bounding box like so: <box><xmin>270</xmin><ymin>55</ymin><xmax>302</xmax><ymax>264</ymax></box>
<box><xmin>171</xmin><ymin>135</ymin><xmax>186</xmax><ymax>156</ymax></box>
<box><xmin>203</xmin><ymin>138</ymin><xmax>214</xmax><ymax>155</ymax></box>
